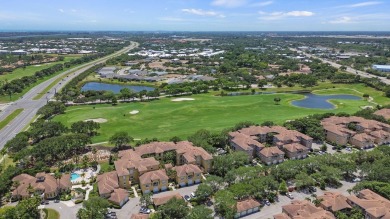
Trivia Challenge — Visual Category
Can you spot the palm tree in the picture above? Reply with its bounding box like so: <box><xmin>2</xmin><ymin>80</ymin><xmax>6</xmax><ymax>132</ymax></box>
<box><xmin>92</xmin><ymin>147</ymin><xmax>97</xmax><ymax>162</ymax></box>
<box><xmin>54</xmin><ymin>171</ymin><xmax>62</xmax><ymax>196</ymax></box>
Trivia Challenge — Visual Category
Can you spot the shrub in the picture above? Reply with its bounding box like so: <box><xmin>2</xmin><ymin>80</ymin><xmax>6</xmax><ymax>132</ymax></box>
<box><xmin>75</xmin><ymin>199</ymin><xmax>83</xmax><ymax>204</ymax></box>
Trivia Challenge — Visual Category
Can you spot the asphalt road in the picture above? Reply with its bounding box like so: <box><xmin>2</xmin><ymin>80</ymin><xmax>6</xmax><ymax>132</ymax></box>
<box><xmin>0</xmin><ymin>41</ymin><xmax>139</xmax><ymax>150</ymax></box>
<box><xmin>290</xmin><ymin>48</ymin><xmax>390</xmax><ymax>85</ymax></box>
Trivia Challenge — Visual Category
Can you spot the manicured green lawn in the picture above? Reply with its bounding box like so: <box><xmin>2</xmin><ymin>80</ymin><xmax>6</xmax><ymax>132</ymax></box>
<box><xmin>0</xmin><ymin>108</ymin><xmax>23</xmax><ymax>130</ymax></box>
<box><xmin>0</xmin><ymin>56</ymin><xmax>79</xmax><ymax>82</ymax></box>
<box><xmin>44</xmin><ymin>208</ymin><xmax>60</xmax><ymax>219</ymax></box>
<box><xmin>54</xmin><ymin>84</ymin><xmax>388</xmax><ymax>143</ymax></box>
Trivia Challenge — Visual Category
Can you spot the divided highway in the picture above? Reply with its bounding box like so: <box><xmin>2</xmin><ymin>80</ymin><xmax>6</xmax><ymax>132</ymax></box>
<box><xmin>290</xmin><ymin>48</ymin><xmax>390</xmax><ymax>85</ymax></box>
<box><xmin>0</xmin><ymin>42</ymin><xmax>139</xmax><ymax>150</ymax></box>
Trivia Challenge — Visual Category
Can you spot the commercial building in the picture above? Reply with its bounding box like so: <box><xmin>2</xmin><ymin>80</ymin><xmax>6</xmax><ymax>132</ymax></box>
<box><xmin>372</xmin><ymin>64</ymin><xmax>390</xmax><ymax>72</ymax></box>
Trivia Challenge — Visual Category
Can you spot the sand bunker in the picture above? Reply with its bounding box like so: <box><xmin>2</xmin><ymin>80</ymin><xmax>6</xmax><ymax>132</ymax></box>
<box><xmin>84</xmin><ymin>118</ymin><xmax>108</xmax><ymax>123</ymax></box>
<box><xmin>361</xmin><ymin>105</ymin><xmax>374</xmax><ymax>109</ymax></box>
<box><xmin>171</xmin><ymin>98</ymin><xmax>195</xmax><ymax>102</ymax></box>
<box><xmin>129</xmin><ymin>110</ymin><xmax>139</xmax><ymax>115</ymax></box>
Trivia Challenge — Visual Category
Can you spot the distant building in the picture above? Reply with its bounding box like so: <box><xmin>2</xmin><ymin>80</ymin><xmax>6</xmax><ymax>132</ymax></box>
<box><xmin>98</xmin><ymin>67</ymin><xmax>116</xmax><ymax>78</ymax></box>
<box><xmin>372</xmin><ymin>64</ymin><xmax>390</xmax><ymax>72</ymax></box>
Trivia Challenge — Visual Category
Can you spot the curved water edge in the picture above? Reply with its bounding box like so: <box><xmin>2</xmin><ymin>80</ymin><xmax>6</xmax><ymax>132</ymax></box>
<box><xmin>291</xmin><ymin>93</ymin><xmax>362</xmax><ymax>109</ymax></box>
<box><xmin>81</xmin><ymin>82</ymin><xmax>155</xmax><ymax>93</ymax></box>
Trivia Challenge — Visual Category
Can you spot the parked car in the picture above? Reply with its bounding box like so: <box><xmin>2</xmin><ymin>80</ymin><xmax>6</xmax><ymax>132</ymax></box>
<box><xmin>263</xmin><ymin>199</ymin><xmax>270</xmax><ymax>206</ymax></box>
<box><xmin>190</xmin><ymin>192</ymin><xmax>196</xmax><ymax>198</ymax></box>
<box><xmin>139</xmin><ymin>207</ymin><xmax>151</xmax><ymax>214</ymax></box>
<box><xmin>184</xmin><ymin>195</ymin><xmax>191</xmax><ymax>202</ymax></box>
<box><xmin>205</xmin><ymin>199</ymin><xmax>213</xmax><ymax>207</ymax></box>
<box><xmin>287</xmin><ymin>193</ymin><xmax>294</xmax><ymax>199</ymax></box>
<box><xmin>353</xmin><ymin>177</ymin><xmax>361</xmax><ymax>182</ymax></box>
<box><xmin>54</xmin><ymin>199</ymin><xmax>60</xmax><ymax>203</ymax></box>
<box><xmin>308</xmin><ymin>187</ymin><xmax>317</xmax><ymax>193</ymax></box>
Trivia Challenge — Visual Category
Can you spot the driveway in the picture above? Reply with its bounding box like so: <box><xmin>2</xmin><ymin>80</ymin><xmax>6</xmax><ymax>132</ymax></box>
<box><xmin>111</xmin><ymin>197</ymin><xmax>141</xmax><ymax>219</ymax></box>
<box><xmin>241</xmin><ymin>181</ymin><xmax>356</xmax><ymax>219</ymax></box>
<box><xmin>40</xmin><ymin>201</ymin><xmax>82</xmax><ymax>219</ymax></box>
<box><xmin>110</xmin><ymin>185</ymin><xmax>199</xmax><ymax>219</ymax></box>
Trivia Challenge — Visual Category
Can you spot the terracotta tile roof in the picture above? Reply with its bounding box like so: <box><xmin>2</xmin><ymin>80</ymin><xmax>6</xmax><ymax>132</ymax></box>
<box><xmin>236</xmin><ymin>198</ymin><xmax>261</xmax><ymax>213</ymax></box>
<box><xmin>130</xmin><ymin>214</ymin><xmax>150</xmax><ymax>219</ymax></box>
<box><xmin>114</xmin><ymin>157</ymin><xmax>159</xmax><ymax>177</ymax></box>
<box><xmin>346</xmin><ymin>189</ymin><xmax>390</xmax><ymax>218</ymax></box>
<box><xmin>134</xmin><ymin>142</ymin><xmax>177</xmax><ymax>156</ymax></box>
<box><xmin>175</xmin><ymin>141</ymin><xmax>213</xmax><ymax>161</ymax></box>
<box><xmin>108</xmin><ymin>188</ymin><xmax>129</xmax><ymax>204</ymax></box>
<box><xmin>283</xmin><ymin>143</ymin><xmax>308</xmax><ymax>153</ymax></box>
<box><xmin>230</xmin><ymin>132</ymin><xmax>265</xmax><ymax>151</ymax></box>
<box><xmin>139</xmin><ymin>169</ymin><xmax>168</xmax><ymax>185</ymax></box>
<box><xmin>374</xmin><ymin>108</ymin><xmax>390</xmax><ymax>120</ymax></box>
<box><xmin>318</xmin><ymin>191</ymin><xmax>351</xmax><ymax>212</ymax></box>
<box><xmin>260</xmin><ymin>146</ymin><xmax>285</xmax><ymax>157</ymax></box>
<box><xmin>370</xmin><ymin>130</ymin><xmax>390</xmax><ymax>139</ymax></box>
<box><xmin>12</xmin><ymin>173</ymin><xmax>71</xmax><ymax>198</ymax></box>
<box><xmin>164</xmin><ymin>163</ymin><xmax>173</xmax><ymax>170</ymax></box>
<box><xmin>347</xmin><ymin>189</ymin><xmax>390</xmax><ymax>218</ymax></box>
<box><xmin>282</xmin><ymin>200</ymin><xmax>335</xmax><ymax>219</ymax></box>
<box><xmin>351</xmin><ymin>133</ymin><xmax>375</xmax><ymax>142</ymax></box>
<box><xmin>274</xmin><ymin>213</ymin><xmax>291</xmax><ymax>219</ymax></box>
<box><xmin>153</xmin><ymin>192</ymin><xmax>182</xmax><ymax>206</ymax></box>
<box><xmin>174</xmin><ymin>164</ymin><xmax>202</xmax><ymax>177</ymax></box>
<box><xmin>97</xmin><ymin>171</ymin><xmax>119</xmax><ymax>195</ymax></box>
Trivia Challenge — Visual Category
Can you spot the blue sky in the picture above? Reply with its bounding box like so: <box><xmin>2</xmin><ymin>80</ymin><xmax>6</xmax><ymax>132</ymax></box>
<box><xmin>0</xmin><ymin>0</ymin><xmax>389</xmax><ymax>31</ymax></box>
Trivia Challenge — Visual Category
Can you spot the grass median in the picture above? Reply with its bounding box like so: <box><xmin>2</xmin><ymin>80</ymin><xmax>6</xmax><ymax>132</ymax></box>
<box><xmin>0</xmin><ymin>108</ymin><xmax>24</xmax><ymax>130</ymax></box>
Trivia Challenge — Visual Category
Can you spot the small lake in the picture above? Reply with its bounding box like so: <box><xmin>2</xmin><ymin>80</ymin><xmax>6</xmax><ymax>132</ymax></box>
<box><xmin>81</xmin><ymin>82</ymin><xmax>155</xmax><ymax>93</ymax></box>
<box><xmin>291</xmin><ymin>93</ymin><xmax>362</xmax><ymax>109</ymax></box>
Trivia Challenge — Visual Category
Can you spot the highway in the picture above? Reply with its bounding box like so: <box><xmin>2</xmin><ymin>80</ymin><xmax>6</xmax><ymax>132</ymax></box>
<box><xmin>0</xmin><ymin>41</ymin><xmax>139</xmax><ymax>150</ymax></box>
<box><xmin>290</xmin><ymin>48</ymin><xmax>390</xmax><ymax>85</ymax></box>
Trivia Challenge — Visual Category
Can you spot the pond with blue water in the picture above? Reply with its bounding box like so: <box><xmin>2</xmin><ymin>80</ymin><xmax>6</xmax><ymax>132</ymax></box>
<box><xmin>81</xmin><ymin>82</ymin><xmax>155</xmax><ymax>94</ymax></box>
<box><xmin>291</xmin><ymin>93</ymin><xmax>362</xmax><ymax>109</ymax></box>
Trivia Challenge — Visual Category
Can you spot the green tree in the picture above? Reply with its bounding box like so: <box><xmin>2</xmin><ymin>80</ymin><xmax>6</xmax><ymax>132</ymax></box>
<box><xmin>77</xmin><ymin>197</ymin><xmax>110</xmax><ymax>219</ymax></box>
<box><xmin>185</xmin><ymin>205</ymin><xmax>213</xmax><ymax>219</ymax></box>
<box><xmin>140</xmin><ymin>192</ymin><xmax>152</xmax><ymax>207</ymax></box>
<box><xmin>278</xmin><ymin>180</ymin><xmax>288</xmax><ymax>195</ymax></box>
<box><xmin>273</xmin><ymin>97</ymin><xmax>281</xmax><ymax>105</ymax></box>
<box><xmin>194</xmin><ymin>183</ymin><xmax>213</xmax><ymax>202</ymax></box>
<box><xmin>154</xmin><ymin>197</ymin><xmax>189</xmax><ymax>219</ymax></box>
<box><xmin>109</xmin><ymin>131</ymin><xmax>133</xmax><ymax>149</ymax></box>
<box><xmin>215</xmin><ymin>190</ymin><xmax>237</xmax><ymax>219</ymax></box>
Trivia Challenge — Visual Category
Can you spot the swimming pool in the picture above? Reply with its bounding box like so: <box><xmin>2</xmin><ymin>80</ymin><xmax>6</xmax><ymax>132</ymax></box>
<box><xmin>71</xmin><ymin>173</ymin><xmax>81</xmax><ymax>181</ymax></box>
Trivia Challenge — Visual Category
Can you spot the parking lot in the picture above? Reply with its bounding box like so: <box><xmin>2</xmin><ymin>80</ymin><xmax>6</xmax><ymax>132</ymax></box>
<box><xmin>110</xmin><ymin>184</ymin><xmax>199</xmax><ymax>219</ymax></box>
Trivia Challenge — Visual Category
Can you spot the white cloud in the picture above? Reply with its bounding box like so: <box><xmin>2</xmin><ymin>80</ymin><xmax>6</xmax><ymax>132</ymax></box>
<box><xmin>251</xmin><ymin>1</ymin><xmax>273</xmax><ymax>7</ymax></box>
<box><xmin>59</xmin><ymin>9</ymin><xmax>64</xmax><ymax>13</ymax></box>
<box><xmin>182</xmin><ymin>9</ymin><xmax>225</xmax><ymax>17</ymax></box>
<box><xmin>211</xmin><ymin>0</ymin><xmax>248</xmax><ymax>8</ymax></box>
<box><xmin>259</xmin><ymin>10</ymin><xmax>314</xmax><ymax>20</ymax></box>
<box><xmin>336</xmin><ymin>1</ymin><xmax>383</xmax><ymax>8</ymax></box>
<box><xmin>329</xmin><ymin>16</ymin><xmax>354</xmax><ymax>24</ymax></box>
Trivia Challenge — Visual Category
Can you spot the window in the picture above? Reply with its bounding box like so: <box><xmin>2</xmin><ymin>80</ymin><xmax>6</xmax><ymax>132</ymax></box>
<box><xmin>162</xmin><ymin>180</ymin><xmax>166</xmax><ymax>185</ymax></box>
<box><xmin>181</xmin><ymin>176</ymin><xmax>185</xmax><ymax>181</ymax></box>
<box><xmin>129</xmin><ymin>169</ymin><xmax>134</xmax><ymax>174</ymax></box>
<box><xmin>153</xmin><ymin>182</ymin><xmax>159</xmax><ymax>187</ymax></box>
<box><xmin>188</xmin><ymin>175</ymin><xmax>193</xmax><ymax>179</ymax></box>
<box><xmin>145</xmin><ymin>184</ymin><xmax>149</xmax><ymax>188</ymax></box>
<box><xmin>196</xmin><ymin>173</ymin><xmax>200</xmax><ymax>177</ymax></box>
